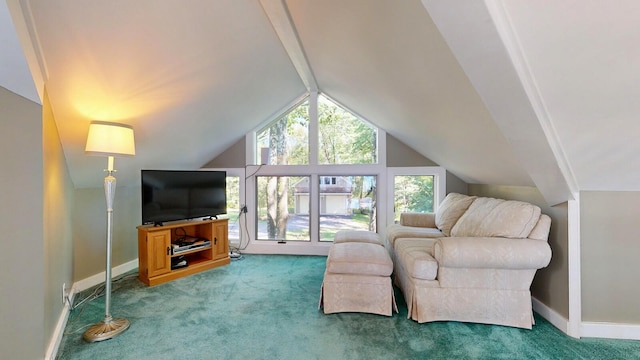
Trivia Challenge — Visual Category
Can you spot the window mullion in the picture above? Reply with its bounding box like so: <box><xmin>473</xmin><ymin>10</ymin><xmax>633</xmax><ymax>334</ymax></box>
<box><xmin>309</xmin><ymin>92</ymin><xmax>320</xmax><ymax>244</ymax></box>
<box><xmin>309</xmin><ymin>173</ymin><xmax>319</xmax><ymax>244</ymax></box>
<box><xmin>309</xmin><ymin>91</ymin><xmax>319</xmax><ymax>166</ymax></box>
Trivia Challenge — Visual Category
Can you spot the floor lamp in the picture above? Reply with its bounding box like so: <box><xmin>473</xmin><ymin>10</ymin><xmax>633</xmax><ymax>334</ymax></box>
<box><xmin>83</xmin><ymin>121</ymin><xmax>135</xmax><ymax>342</ymax></box>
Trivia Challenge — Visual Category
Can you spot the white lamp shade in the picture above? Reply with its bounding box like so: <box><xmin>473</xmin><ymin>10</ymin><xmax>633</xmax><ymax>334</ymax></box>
<box><xmin>85</xmin><ymin>121</ymin><xmax>136</xmax><ymax>157</ymax></box>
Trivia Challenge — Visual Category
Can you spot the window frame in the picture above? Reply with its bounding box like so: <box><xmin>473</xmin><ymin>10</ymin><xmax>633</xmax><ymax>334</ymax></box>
<box><xmin>244</xmin><ymin>92</ymin><xmax>388</xmax><ymax>255</ymax></box>
<box><xmin>317</xmin><ymin>173</ymin><xmax>379</xmax><ymax>241</ymax></box>
<box><xmin>254</xmin><ymin>174</ymin><xmax>311</xmax><ymax>242</ymax></box>
<box><xmin>243</xmin><ymin>164</ymin><xmax>387</xmax><ymax>255</ymax></box>
<box><xmin>386</xmin><ymin>167</ymin><xmax>446</xmax><ymax>226</ymax></box>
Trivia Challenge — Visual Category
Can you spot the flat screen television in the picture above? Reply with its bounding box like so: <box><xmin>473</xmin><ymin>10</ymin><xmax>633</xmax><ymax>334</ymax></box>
<box><xmin>141</xmin><ymin>170</ymin><xmax>227</xmax><ymax>225</ymax></box>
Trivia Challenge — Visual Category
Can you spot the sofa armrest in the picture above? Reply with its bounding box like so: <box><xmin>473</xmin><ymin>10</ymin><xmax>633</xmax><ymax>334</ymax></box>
<box><xmin>434</xmin><ymin>237</ymin><xmax>551</xmax><ymax>270</ymax></box>
<box><xmin>400</xmin><ymin>212</ymin><xmax>436</xmax><ymax>227</ymax></box>
<box><xmin>386</xmin><ymin>223</ymin><xmax>444</xmax><ymax>249</ymax></box>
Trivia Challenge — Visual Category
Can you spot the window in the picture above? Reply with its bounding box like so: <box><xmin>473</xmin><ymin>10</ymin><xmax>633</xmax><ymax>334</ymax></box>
<box><xmin>226</xmin><ymin>175</ymin><xmax>240</xmax><ymax>240</ymax></box>
<box><xmin>393</xmin><ymin>175</ymin><xmax>434</xmax><ymax>222</ymax></box>
<box><xmin>254</xmin><ymin>94</ymin><xmax>377</xmax><ymax>166</ymax></box>
<box><xmin>256</xmin><ymin>176</ymin><xmax>310</xmax><ymax>241</ymax></box>
<box><xmin>319</xmin><ymin>175</ymin><xmax>377</xmax><ymax>241</ymax></box>
<box><xmin>256</xmin><ymin>99</ymin><xmax>309</xmax><ymax>165</ymax></box>
<box><xmin>387</xmin><ymin>167</ymin><xmax>446</xmax><ymax>224</ymax></box>
<box><xmin>320</xmin><ymin>176</ymin><xmax>337</xmax><ymax>185</ymax></box>
<box><xmin>318</xmin><ymin>94</ymin><xmax>378</xmax><ymax>165</ymax></box>
<box><xmin>245</xmin><ymin>92</ymin><xmax>392</xmax><ymax>252</ymax></box>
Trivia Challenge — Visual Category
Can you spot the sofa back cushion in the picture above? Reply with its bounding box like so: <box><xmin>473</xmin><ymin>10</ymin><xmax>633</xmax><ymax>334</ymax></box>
<box><xmin>450</xmin><ymin>197</ymin><xmax>541</xmax><ymax>238</ymax></box>
<box><xmin>528</xmin><ymin>214</ymin><xmax>552</xmax><ymax>241</ymax></box>
<box><xmin>435</xmin><ymin>193</ymin><xmax>476</xmax><ymax>236</ymax></box>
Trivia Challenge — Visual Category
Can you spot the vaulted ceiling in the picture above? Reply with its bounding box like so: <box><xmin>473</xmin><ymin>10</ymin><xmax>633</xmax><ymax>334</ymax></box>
<box><xmin>3</xmin><ymin>0</ymin><xmax>640</xmax><ymax>206</ymax></box>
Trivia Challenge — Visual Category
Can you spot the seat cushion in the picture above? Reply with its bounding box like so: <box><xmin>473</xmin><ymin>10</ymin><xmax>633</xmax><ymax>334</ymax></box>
<box><xmin>327</xmin><ymin>242</ymin><xmax>393</xmax><ymax>277</ymax></box>
<box><xmin>333</xmin><ymin>230</ymin><xmax>382</xmax><ymax>245</ymax></box>
<box><xmin>393</xmin><ymin>238</ymin><xmax>438</xmax><ymax>280</ymax></box>
<box><xmin>386</xmin><ymin>224</ymin><xmax>444</xmax><ymax>247</ymax></box>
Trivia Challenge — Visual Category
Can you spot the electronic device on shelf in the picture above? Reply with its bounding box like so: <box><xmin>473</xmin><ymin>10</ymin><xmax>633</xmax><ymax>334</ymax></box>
<box><xmin>141</xmin><ymin>169</ymin><xmax>227</xmax><ymax>226</ymax></box>
<box><xmin>171</xmin><ymin>255</ymin><xmax>188</xmax><ymax>269</ymax></box>
<box><xmin>171</xmin><ymin>239</ymin><xmax>212</xmax><ymax>255</ymax></box>
<box><xmin>175</xmin><ymin>235</ymin><xmax>201</xmax><ymax>245</ymax></box>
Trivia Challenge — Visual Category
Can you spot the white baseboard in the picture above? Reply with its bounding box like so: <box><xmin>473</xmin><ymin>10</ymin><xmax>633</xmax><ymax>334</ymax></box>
<box><xmin>533</xmin><ymin>297</ymin><xmax>640</xmax><ymax>340</ymax></box>
<box><xmin>46</xmin><ymin>259</ymin><xmax>138</xmax><ymax>359</ymax></box>
<box><xmin>45</xmin><ymin>288</ymin><xmax>75</xmax><ymax>360</ymax></box>
<box><xmin>581</xmin><ymin>322</ymin><xmax>640</xmax><ymax>340</ymax></box>
<box><xmin>73</xmin><ymin>259</ymin><xmax>139</xmax><ymax>293</ymax></box>
<box><xmin>532</xmin><ymin>297</ymin><xmax>570</xmax><ymax>335</ymax></box>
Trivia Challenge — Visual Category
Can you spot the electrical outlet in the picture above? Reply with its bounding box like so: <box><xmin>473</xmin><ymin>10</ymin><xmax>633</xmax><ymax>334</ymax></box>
<box><xmin>61</xmin><ymin>283</ymin><xmax>67</xmax><ymax>305</ymax></box>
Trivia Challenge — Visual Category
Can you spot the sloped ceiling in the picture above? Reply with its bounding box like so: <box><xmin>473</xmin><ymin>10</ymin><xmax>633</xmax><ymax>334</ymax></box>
<box><xmin>4</xmin><ymin>0</ymin><xmax>639</xmax><ymax>205</ymax></box>
<box><xmin>285</xmin><ymin>0</ymin><xmax>534</xmax><ymax>188</ymax></box>
<box><xmin>496</xmin><ymin>0</ymin><xmax>640</xmax><ymax>191</ymax></box>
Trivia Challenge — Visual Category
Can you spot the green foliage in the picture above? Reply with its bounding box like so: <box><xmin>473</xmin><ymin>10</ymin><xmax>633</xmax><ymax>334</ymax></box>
<box><xmin>257</xmin><ymin>99</ymin><xmax>309</xmax><ymax>165</ymax></box>
<box><xmin>318</xmin><ymin>95</ymin><xmax>377</xmax><ymax>164</ymax></box>
<box><xmin>256</xmin><ymin>94</ymin><xmax>377</xmax><ymax>166</ymax></box>
<box><xmin>394</xmin><ymin>176</ymin><xmax>434</xmax><ymax>220</ymax></box>
<box><xmin>226</xmin><ymin>176</ymin><xmax>239</xmax><ymax>213</ymax></box>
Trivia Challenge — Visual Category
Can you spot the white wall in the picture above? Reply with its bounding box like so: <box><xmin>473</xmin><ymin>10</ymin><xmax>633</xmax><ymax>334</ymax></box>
<box><xmin>581</xmin><ymin>191</ymin><xmax>640</xmax><ymax>324</ymax></box>
<box><xmin>73</xmin><ymin>185</ymin><xmax>141</xmax><ymax>281</ymax></box>
<box><xmin>43</xmin><ymin>88</ymin><xmax>75</xmax><ymax>356</ymax></box>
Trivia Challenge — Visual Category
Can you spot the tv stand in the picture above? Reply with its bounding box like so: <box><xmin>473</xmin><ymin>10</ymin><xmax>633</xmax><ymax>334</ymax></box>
<box><xmin>137</xmin><ymin>219</ymin><xmax>230</xmax><ymax>286</ymax></box>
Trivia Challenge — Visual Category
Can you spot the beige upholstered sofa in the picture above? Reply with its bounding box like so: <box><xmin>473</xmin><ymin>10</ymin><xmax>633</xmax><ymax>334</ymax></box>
<box><xmin>386</xmin><ymin>193</ymin><xmax>552</xmax><ymax>329</ymax></box>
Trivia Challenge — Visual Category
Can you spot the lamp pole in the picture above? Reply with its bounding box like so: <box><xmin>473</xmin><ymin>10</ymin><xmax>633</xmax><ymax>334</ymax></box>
<box><xmin>83</xmin><ymin>157</ymin><xmax>130</xmax><ymax>342</ymax></box>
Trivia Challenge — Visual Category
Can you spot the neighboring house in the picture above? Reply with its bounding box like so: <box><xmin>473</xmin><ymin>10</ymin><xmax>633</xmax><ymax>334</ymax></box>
<box><xmin>293</xmin><ymin>176</ymin><xmax>352</xmax><ymax>215</ymax></box>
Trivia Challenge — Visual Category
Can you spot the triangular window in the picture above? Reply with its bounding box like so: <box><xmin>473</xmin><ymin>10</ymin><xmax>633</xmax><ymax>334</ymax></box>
<box><xmin>256</xmin><ymin>98</ymin><xmax>309</xmax><ymax>165</ymax></box>
<box><xmin>255</xmin><ymin>93</ymin><xmax>378</xmax><ymax>165</ymax></box>
<box><xmin>318</xmin><ymin>94</ymin><xmax>378</xmax><ymax>165</ymax></box>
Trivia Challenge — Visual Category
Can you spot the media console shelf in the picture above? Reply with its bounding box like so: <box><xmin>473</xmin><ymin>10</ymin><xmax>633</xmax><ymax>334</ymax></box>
<box><xmin>137</xmin><ymin>219</ymin><xmax>230</xmax><ymax>286</ymax></box>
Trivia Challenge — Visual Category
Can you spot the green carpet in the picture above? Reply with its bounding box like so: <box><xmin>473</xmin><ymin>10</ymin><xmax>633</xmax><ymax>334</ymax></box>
<box><xmin>57</xmin><ymin>255</ymin><xmax>640</xmax><ymax>359</ymax></box>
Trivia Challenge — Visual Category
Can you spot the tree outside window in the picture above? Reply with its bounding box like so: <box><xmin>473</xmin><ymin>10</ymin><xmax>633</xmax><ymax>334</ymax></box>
<box><xmin>256</xmin><ymin>99</ymin><xmax>309</xmax><ymax>165</ymax></box>
<box><xmin>318</xmin><ymin>94</ymin><xmax>377</xmax><ymax>165</ymax></box>
<box><xmin>393</xmin><ymin>175</ymin><xmax>434</xmax><ymax>222</ymax></box>
<box><xmin>256</xmin><ymin>176</ymin><xmax>309</xmax><ymax>241</ymax></box>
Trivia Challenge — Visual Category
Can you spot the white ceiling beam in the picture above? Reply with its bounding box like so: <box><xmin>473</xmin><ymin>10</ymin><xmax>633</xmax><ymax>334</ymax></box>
<box><xmin>259</xmin><ymin>0</ymin><xmax>318</xmax><ymax>92</ymax></box>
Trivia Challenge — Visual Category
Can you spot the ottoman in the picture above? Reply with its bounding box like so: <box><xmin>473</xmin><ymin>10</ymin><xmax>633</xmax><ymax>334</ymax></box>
<box><xmin>319</xmin><ymin>238</ymin><xmax>397</xmax><ymax>316</ymax></box>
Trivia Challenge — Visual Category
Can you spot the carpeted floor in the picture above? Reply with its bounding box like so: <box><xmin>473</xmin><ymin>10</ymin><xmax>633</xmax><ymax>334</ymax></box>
<box><xmin>56</xmin><ymin>255</ymin><xmax>640</xmax><ymax>359</ymax></box>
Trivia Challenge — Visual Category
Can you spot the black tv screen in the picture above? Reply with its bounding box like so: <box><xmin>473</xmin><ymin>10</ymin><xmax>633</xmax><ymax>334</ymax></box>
<box><xmin>141</xmin><ymin>170</ymin><xmax>227</xmax><ymax>225</ymax></box>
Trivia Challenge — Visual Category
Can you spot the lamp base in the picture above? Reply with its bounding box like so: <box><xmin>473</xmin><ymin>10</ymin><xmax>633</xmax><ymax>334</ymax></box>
<box><xmin>83</xmin><ymin>316</ymin><xmax>130</xmax><ymax>342</ymax></box>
